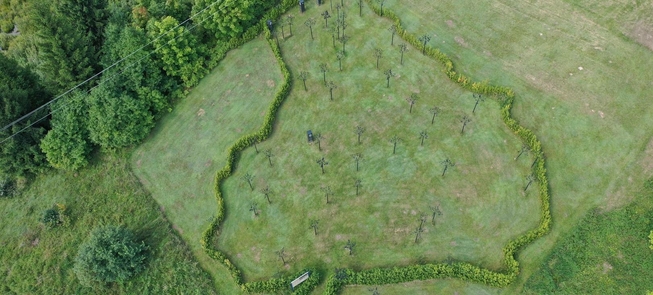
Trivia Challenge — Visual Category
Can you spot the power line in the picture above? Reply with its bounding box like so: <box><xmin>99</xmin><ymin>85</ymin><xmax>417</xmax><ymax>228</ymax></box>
<box><xmin>0</xmin><ymin>0</ymin><xmax>222</xmax><ymax>134</ymax></box>
<box><xmin>0</xmin><ymin>0</ymin><xmax>223</xmax><ymax>145</ymax></box>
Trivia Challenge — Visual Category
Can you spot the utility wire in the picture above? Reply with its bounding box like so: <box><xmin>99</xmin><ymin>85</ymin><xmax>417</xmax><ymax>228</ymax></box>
<box><xmin>0</xmin><ymin>1</ymin><xmax>223</xmax><ymax>145</ymax></box>
<box><xmin>0</xmin><ymin>0</ymin><xmax>222</xmax><ymax>133</ymax></box>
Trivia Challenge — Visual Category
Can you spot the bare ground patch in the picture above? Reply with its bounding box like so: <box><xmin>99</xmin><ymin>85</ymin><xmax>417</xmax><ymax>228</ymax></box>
<box><xmin>630</xmin><ymin>21</ymin><xmax>653</xmax><ymax>51</ymax></box>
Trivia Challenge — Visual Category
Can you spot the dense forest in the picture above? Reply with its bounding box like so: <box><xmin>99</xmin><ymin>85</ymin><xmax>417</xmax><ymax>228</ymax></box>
<box><xmin>0</xmin><ymin>0</ymin><xmax>280</xmax><ymax>188</ymax></box>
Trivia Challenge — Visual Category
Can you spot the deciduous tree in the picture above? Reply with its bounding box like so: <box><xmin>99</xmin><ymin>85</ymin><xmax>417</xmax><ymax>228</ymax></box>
<box><xmin>384</xmin><ymin>69</ymin><xmax>394</xmax><ymax>87</ymax></box>
<box><xmin>320</xmin><ymin>63</ymin><xmax>328</xmax><ymax>85</ymax></box>
<box><xmin>344</xmin><ymin>239</ymin><xmax>356</xmax><ymax>255</ymax></box>
<box><xmin>441</xmin><ymin>158</ymin><xmax>454</xmax><ymax>177</ymax></box>
<box><xmin>352</xmin><ymin>153</ymin><xmax>362</xmax><ymax>171</ymax></box>
<box><xmin>398</xmin><ymin>43</ymin><xmax>408</xmax><ymax>65</ymax></box>
<box><xmin>327</xmin><ymin>81</ymin><xmax>337</xmax><ymax>100</ymax></box>
<box><xmin>418</xmin><ymin>34</ymin><xmax>431</xmax><ymax>55</ymax></box>
<box><xmin>74</xmin><ymin>225</ymin><xmax>148</xmax><ymax>286</ymax></box>
<box><xmin>460</xmin><ymin>115</ymin><xmax>471</xmax><ymax>134</ymax></box>
<box><xmin>373</xmin><ymin>48</ymin><xmax>382</xmax><ymax>69</ymax></box>
<box><xmin>310</xmin><ymin>219</ymin><xmax>319</xmax><ymax>235</ymax></box>
<box><xmin>305</xmin><ymin>18</ymin><xmax>316</xmax><ymax>40</ymax></box>
<box><xmin>263</xmin><ymin>149</ymin><xmax>273</xmax><ymax>166</ymax></box>
<box><xmin>317</xmin><ymin>157</ymin><xmax>329</xmax><ymax>174</ymax></box>
<box><xmin>355</xmin><ymin>125</ymin><xmax>365</xmax><ymax>144</ymax></box>
<box><xmin>388</xmin><ymin>24</ymin><xmax>397</xmax><ymax>45</ymax></box>
<box><xmin>407</xmin><ymin>93</ymin><xmax>418</xmax><ymax>113</ymax></box>
<box><xmin>354</xmin><ymin>179</ymin><xmax>362</xmax><ymax>195</ymax></box>
<box><xmin>429</xmin><ymin>106</ymin><xmax>441</xmax><ymax>124</ymax></box>
<box><xmin>472</xmin><ymin>93</ymin><xmax>484</xmax><ymax>114</ymax></box>
<box><xmin>244</xmin><ymin>173</ymin><xmax>254</xmax><ymax>191</ymax></box>
<box><xmin>321</xmin><ymin>185</ymin><xmax>332</xmax><ymax>203</ymax></box>
<box><xmin>299</xmin><ymin>71</ymin><xmax>309</xmax><ymax>91</ymax></box>
<box><xmin>261</xmin><ymin>186</ymin><xmax>272</xmax><ymax>204</ymax></box>
<box><xmin>419</xmin><ymin>130</ymin><xmax>428</xmax><ymax>146</ymax></box>
<box><xmin>390</xmin><ymin>135</ymin><xmax>400</xmax><ymax>154</ymax></box>
<box><xmin>336</xmin><ymin>50</ymin><xmax>345</xmax><ymax>71</ymax></box>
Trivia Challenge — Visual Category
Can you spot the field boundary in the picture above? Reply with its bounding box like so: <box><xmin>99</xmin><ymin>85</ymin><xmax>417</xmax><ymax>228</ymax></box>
<box><xmin>200</xmin><ymin>0</ymin><xmax>552</xmax><ymax>294</ymax></box>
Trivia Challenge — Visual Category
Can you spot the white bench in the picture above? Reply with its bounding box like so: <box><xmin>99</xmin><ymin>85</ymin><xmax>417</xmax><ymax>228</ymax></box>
<box><xmin>290</xmin><ymin>271</ymin><xmax>310</xmax><ymax>290</ymax></box>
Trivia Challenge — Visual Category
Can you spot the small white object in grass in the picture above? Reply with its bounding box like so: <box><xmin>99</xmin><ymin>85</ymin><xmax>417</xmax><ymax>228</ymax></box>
<box><xmin>569</xmin><ymin>73</ymin><xmax>573</xmax><ymax>76</ymax></box>
<box><xmin>578</xmin><ymin>66</ymin><xmax>583</xmax><ymax>70</ymax></box>
<box><xmin>539</xmin><ymin>33</ymin><xmax>543</xmax><ymax>36</ymax></box>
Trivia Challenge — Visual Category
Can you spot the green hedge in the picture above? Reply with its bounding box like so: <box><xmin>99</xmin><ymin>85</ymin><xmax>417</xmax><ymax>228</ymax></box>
<box><xmin>316</xmin><ymin>1</ymin><xmax>554</xmax><ymax>294</ymax></box>
<box><xmin>243</xmin><ymin>268</ymin><xmax>321</xmax><ymax>294</ymax></box>
<box><xmin>200</xmin><ymin>0</ymin><xmax>296</xmax><ymax>288</ymax></box>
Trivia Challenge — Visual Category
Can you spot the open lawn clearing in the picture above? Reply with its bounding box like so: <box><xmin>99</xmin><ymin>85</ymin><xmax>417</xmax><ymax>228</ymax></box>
<box><xmin>379</xmin><ymin>0</ymin><xmax>653</xmax><ymax>293</ymax></box>
<box><xmin>132</xmin><ymin>37</ymin><xmax>283</xmax><ymax>294</ymax></box>
<box><xmin>214</xmin><ymin>1</ymin><xmax>540</xmax><ymax>285</ymax></box>
<box><xmin>0</xmin><ymin>151</ymin><xmax>215</xmax><ymax>294</ymax></box>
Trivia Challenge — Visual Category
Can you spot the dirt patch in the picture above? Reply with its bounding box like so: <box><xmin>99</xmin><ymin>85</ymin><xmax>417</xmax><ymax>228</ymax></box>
<box><xmin>601</xmin><ymin>261</ymin><xmax>613</xmax><ymax>274</ymax></box>
<box><xmin>445</xmin><ymin>20</ymin><xmax>456</xmax><ymax>28</ymax></box>
<box><xmin>630</xmin><ymin>21</ymin><xmax>653</xmax><ymax>51</ymax></box>
<box><xmin>172</xmin><ymin>224</ymin><xmax>184</xmax><ymax>235</ymax></box>
<box><xmin>640</xmin><ymin>137</ymin><xmax>653</xmax><ymax>175</ymax></box>
<box><xmin>454</xmin><ymin>36</ymin><xmax>468</xmax><ymax>47</ymax></box>
<box><xmin>266</xmin><ymin>80</ymin><xmax>276</xmax><ymax>88</ymax></box>
<box><xmin>197</xmin><ymin>108</ymin><xmax>205</xmax><ymax>116</ymax></box>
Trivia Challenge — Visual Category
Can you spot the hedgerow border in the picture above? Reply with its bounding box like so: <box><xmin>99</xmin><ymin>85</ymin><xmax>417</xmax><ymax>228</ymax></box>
<box><xmin>200</xmin><ymin>1</ymin><xmax>552</xmax><ymax>294</ymax></box>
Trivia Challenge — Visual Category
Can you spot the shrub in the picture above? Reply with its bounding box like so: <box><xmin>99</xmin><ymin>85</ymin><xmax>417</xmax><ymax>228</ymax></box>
<box><xmin>0</xmin><ymin>177</ymin><xmax>15</xmax><ymax>198</ymax></box>
<box><xmin>74</xmin><ymin>225</ymin><xmax>148</xmax><ymax>286</ymax></box>
<box><xmin>41</xmin><ymin>208</ymin><xmax>61</xmax><ymax>228</ymax></box>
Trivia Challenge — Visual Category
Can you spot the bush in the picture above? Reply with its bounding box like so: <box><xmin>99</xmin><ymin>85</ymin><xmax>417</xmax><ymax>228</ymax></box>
<box><xmin>0</xmin><ymin>177</ymin><xmax>15</xmax><ymax>198</ymax></box>
<box><xmin>41</xmin><ymin>208</ymin><xmax>61</xmax><ymax>228</ymax></box>
<box><xmin>74</xmin><ymin>225</ymin><xmax>148</xmax><ymax>286</ymax></box>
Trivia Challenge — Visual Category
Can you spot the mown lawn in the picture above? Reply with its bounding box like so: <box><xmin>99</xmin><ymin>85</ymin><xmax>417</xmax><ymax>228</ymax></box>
<box><xmin>0</xmin><ymin>151</ymin><xmax>216</xmax><ymax>294</ymax></box>
<box><xmin>214</xmin><ymin>0</ymin><xmax>540</xmax><ymax>286</ymax></box>
<box><xmin>132</xmin><ymin>36</ymin><xmax>284</xmax><ymax>294</ymax></box>
<box><xmin>365</xmin><ymin>0</ymin><xmax>653</xmax><ymax>293</ymax></box>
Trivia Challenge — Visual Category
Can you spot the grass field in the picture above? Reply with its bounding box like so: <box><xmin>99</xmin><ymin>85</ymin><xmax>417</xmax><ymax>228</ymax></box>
<box><xmin>132</xmin><ymin>37</ymin><xmax>283</xmax><ymax>294</ymax></box>
<box><xmin>213</xmin><ymin>1</ymin><xmax>540</xmax><ymax>285</ymax></box>
<box><xmin>523</xmin><ymin>179</ymin><xmax>653</xmax><ymax>294</ymax></box>
<box><xmin>0</xmin><ymin>151</ymin><xmax>216</xmax><ymax>294</ymax></box>
<box><xmin>370</xmin><ymin>0</ymin><xmax>653</xmax><ymax>293</ymax></box>
<box><xmin>6</xmin><ymin>0</ymin><xmax>648</xmax><ymax>293</ymax></box>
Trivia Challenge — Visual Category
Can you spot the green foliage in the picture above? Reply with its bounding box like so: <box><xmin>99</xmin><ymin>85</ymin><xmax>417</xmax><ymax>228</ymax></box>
<box><xmin>40</xmin><ymin>92</ymin><xmax>93</xmax><ymax>170</ymax></box>
<box><xmin>243</xmin><ymin>268</ymin><xmax>320</xmax><ymax>294</ymax></box>
<box><xmin>0</xmin><ymin>177</ymin><xmax>15</xmax><ymax>198</ymax></box>
<box><xmin>524</xmin><ymin>196</ymin><xmax>653</xmax><ymax>294</ymax></box>
<box><xmin>148</xmin><ymin>15</ymin><xmax>207</xmax><ymax>88</ymax></box>
<box><xmin>74</xmin><ymin>225</ymin><xmax>148</xmax><ymax>286</ymax></box>
<box><xmin>41</xmin><ymin>208</ymin><xmax>60</xmax><ymax>228</ymax></box>
<box><xmin>86</xmin><ymin>81</ymin><xmax>154</xmax><ymax>148</ymax></box>
<box><xmin>30</xmin><ymin>0</ymin><xmax>104</xmax><ymax>93</ymax></box>
<box><xmin>193</xmin><ymin>0</ymin><xmax>278</xmax><ymax>40</ymax></box>
<box><xmin>0</xmin><ymin>54</ymin><xmax>50</xmax><ymax>177</ymax></box>
<box><xmin>101</xmin><ymin>20</ymin><xmax>173</xmax><ymax>118</ymax></box>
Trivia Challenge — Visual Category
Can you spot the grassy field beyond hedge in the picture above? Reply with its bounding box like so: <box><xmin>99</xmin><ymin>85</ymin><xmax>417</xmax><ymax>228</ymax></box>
<box><xmin>377</xmin><ymin>0</ymin><xmax>653</xmax><ymax>293</ymax></box>
<box><xmin>132</xmin><ymin>37</ymin><xmax>283</xmax><ymax>294</ymax></box>
<box><xmin>214</xmin><ymin>1</ymin><xmax>541</xmax><ymax>285</ymax></box>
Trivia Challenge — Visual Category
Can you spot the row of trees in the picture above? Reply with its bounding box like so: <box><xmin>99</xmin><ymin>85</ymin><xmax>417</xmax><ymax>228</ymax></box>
<box><xmin>1</xmin><ymin>0</ymin><xmax>287</xmax><ymax>180</ymax></box>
